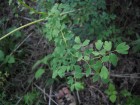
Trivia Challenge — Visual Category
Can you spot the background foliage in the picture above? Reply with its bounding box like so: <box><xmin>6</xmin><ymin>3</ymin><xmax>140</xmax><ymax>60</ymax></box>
<box><xmin>0</xmin><ymin>0</ymin><xmax>140</xmax><ymax>105</ymax></box>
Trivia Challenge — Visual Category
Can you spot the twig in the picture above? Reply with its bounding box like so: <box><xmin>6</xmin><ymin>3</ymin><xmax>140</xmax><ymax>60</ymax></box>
<box><xmin>60</xmin><ymin>8</ymin><xmax>82</xmax><ymax>16</ymax></box>
<box><xmin>34</xmin><ymin>84</ymin><xmax>58</xmax><ymax>105</ymax></box>
<box><xmin>130</xmin><ymin>80</ymin><xmax>137</xmax><ymax>92</ymax></box>
<box><xmin>0</xmin><ymin>18</ymin><xmax>45</xmax><ymax>41</ymax></box>
<box><xmin>24</xmin><ymin>76</ymin><xmax>35</xmax><ymax>93</ymax></box>
<box><xmin>76</xmin><ymin>90</ymin><xmax>81</xmax><ymax>104</ymax></box>
<box><xmin>15</xmin><ymin>97</ymin><xmax>23</xmax><ymax>105</ymax></box>
<box><xmin>65</xmin><ymin>72</ymin><xmax>140</xmax><ymax>79</ymax></box>
<box><xmin>110</xmin><ymin>74</ymin><xmax>140</xmax><ymax>78</ymax></box>
<box><xmin>10</xmin><ymin>33</ymin><xmax>33</xmax><ymax>55</ymax></box>
<box><xmin>0</xmin><ymin>8</ymin><xmax>82</xmax><ymax>41</ymax></box>
<box><xmin>89</xmin><ymin>86</ymin><xmax>108</xmax><ymax>104</ymax></box>
<box><xmin>19</xmin><ymin>16</ymin><xmax>32</xmax><ymax>21</ymax></box>
<box><xmin>49</xmin><ymin>85</ymin><xmax>53</xmax><ymax>105</ymax></box>
<box><xmin>0</xmin><ymin>33</ymin><xmax>32</xmax><ymax>68</ymax></box>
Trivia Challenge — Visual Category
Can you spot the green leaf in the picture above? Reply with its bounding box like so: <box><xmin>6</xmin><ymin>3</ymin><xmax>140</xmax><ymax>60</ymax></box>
<box><xmin>121</xmin><ymin>89</ymin><xmax>131</xmax><ymax>97</ymax></box>
<box><xmin>77</xmin><ymin>54</ymin><xmax>83</xmax><ymax>61</ymax></box>
<box><xmin>46</xmin><ymin>78</ymin><xmax>54</xmax><ymax>86</ymax></box>
<box><xmin>52</xmin><ymin>70</ymin><xmax>58</xmax><ymax>78</ymax></box>
<box><xmin>92</xmin><ymin>74</ymin><xmax>99</xmax><ymax>82</ymax></box>
<box><xmin>52</xmin><ymin>29</ymin><xmax>60</xmax><ymax>36</ymax></box>
<box><xmin>108</xmin><ymin>83</ymin><xmax>115</xmax><ymax>91</ymax></box>
<box><xmin>75</xmin><ymin>52</ymin><xmax>82</xmax><ymax>58</ymax></box>
<box><xmin>35</xmin><ymin>68</ymin><xmax>45</xmax><ymax>79</ymax></box>
<box><xmin>58</xmin><ymin>66</ymin><xmax>67</xmax><ymax>78</ymax></box>
<box><xmin>84</xmin><ymin>56</ymin><xmax>89</xmax><ymax>61</ymax></box>
<box><xmin>86</xmin><ymin>68</ymin><xmax>91</xmax><ymax>77</ymax></box>
<box><xmin>82</xmin><ymin>39</ymin><xmax>90</xmax><ymax>46</ymax></box>
<box><xmin>102</xmin><ymin>78</ymin><xmax>110</xmax><ymax>84</ymax></box>
<box><xmin>74</xmin><ymin>82</ymin><xmax>84</xmax><ymax>91</ymax></box>
<box><xmin>0</xmin><ymin>50</ymin><xmax>4</xmax><ymax>61</ymax></box>
<box><xmin>92</xmin><ymin>51</ymin><xmax>100</xmax><ymax>56</ymax></box>
<box><xmin>113</xmin><ymin>91</ymin><xmax>117</xmax><ymax>95</ymax></box>
<box><xmin>109</xmin><ymin>95</ymin><xmax>117</xmax><ymax>103</ymax></box>
<box><xmin>109</xmin><ymin>53</ymin><xmax>118</xmax><ymax>66</ymax></box>
<box><xmin>73</xmin><ymin>44</ymin><xmax>81</xmax><ymax>50</ymax></box>
<box><xmin>67</xmin><ymin>77</ymin><xmax>74</xmax><ymax>85</ymax></box>
<box><xmin>84</xmin><ymin>48</ymin><xmax>93</xmax><ymax>55</ymax></box>
<box><xmin>95</xmin><ymin>40</ymin><xmax>103</xmax><ymax>50</ymax></box>
<box><xmin>99</xmin><ymin>49</ymin><xmax>106</xmax><ymax>55</ymax></box>
<box><xmin>75</xmin><ymin>36</ymin><xmax>81</xmax><ymax>43</ymax></box>
<box><xmin>70</xmin><ymin>84</ymin><xmax>75</xmax><ymax>91</ymax></box>
<box><xmin>5</xmin><ymin>55</ymin><xmax>15</xmax><ymax>64</ymax></box>
<box><xmin>116</xmin><ymin>42</ymin><xmax>130</xmax><ymax>54</ymax></box>
<box><xmin>74</xmin><ymin>65</ymin><xmax>83</xmax><ymax>79</ymax></box>
<box><xmin>101</xmin><ymin>56</ymin><xmax>109</xmax><ymax>62</ymax></box>
<box><xmin>24</xmin><ymin>91</ymin><xmax>38</xmax><ymax>105</ymax></box>
<box><xmin>99</xmin><ymin>66</ymin><xmax>109</xmax><ymax>79</ymax></box>
<box><xmin>93</xmin><ymin>61</ymin><xmax>102</xmax><ymax>71</ymax></box>
<box><xmin>103</xmin><ymin>41</ymin><xmax>112</xmax><ymax>51</ymax></box>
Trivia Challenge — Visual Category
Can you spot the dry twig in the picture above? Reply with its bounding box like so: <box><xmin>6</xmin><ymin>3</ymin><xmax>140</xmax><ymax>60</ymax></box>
<box><xmin>34</xmin><ymin>84</ymin><xmax>58</xmax><ymax>105</ymax></box>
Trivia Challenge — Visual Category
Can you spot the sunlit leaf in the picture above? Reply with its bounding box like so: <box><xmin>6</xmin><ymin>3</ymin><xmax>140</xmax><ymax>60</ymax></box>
<box><xmin>95</xmin><ymin>40</ymin><xmax>103</xmax><ymax>50</ymax></box>
<box><xmin>75</xmin><ymin>36</ymin><xmax>81</xmax><ymax>43</ymax></box>
<box><xmin>103</xmin><ymin>41</ymin><xmax>112</xmax><ymax>51</ymax></box>
<box><xmin>100</xmin><ymin>66</ymin><xmax>109</xmax><ymax>79</ymax></box>
<box><xmin>116</xmin><ymin>42</ymin><xmax>129</xmax><ymax>54</ymax></box>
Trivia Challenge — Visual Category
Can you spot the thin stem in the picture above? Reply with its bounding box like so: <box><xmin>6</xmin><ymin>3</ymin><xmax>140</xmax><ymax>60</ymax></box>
<box><xmin>61</xmin><ymin>31</ymin><xmax>67</xmax><ymax>46</ymax></box>
<box><xmin>82</xmin><ymin>58</ymin><xmax>91</xmax><ymax>69</ymax></box>
<box><xmin>0</xmin><ymin>8</ymin><xmax>82</xmax><ymax>41</ymax></box>
<box><xmin>60</xmin><ymin>8</ymin><xmax>82</xmax><ymax>16</ymax></box>
<box><xmin>65</xmin><ymin>72</ymin><xmax>140</xmax><ymax>79</ymax></box>
<box><xmin>18</xmin><ymin>0</ymin><xmax>47</xmax><ymax>15</ymax></box>
<box><xmin>0</xmin><ymin>18</ymin><xmax>45</xmax><ymax>41</ymax></box>
<box><xmin>34</xmin><ymin>84</ymin><xmax>58</xmax><ymax>105</ymax></box>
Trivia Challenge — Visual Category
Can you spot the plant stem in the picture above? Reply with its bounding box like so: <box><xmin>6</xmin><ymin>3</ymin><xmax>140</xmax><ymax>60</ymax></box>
<box><xmin>0</xmin><ymin>18</ymin><xmax>45</xmax><ymax>41</ymax></box>
<box><xmin>0</xmin><ymin>8</ymin><xmax>82</xmax><ymax>41</ymax></box>
<box><xmin>61</xmin><ymin>31</ymin><xmax>67</xmax><ymax>46</ymax></box>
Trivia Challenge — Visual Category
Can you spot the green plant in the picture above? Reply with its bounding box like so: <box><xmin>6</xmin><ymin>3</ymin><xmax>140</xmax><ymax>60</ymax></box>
<box><xmin>24</xmin><ymin>90</ymin><xmax>39</xmax><ymax>105</ymax></box>
<box><xmin>120</xmin><ymin>89</ymin><xmax>140</xmax><ymax>105</ymax></box>
<box><xmin>0</xmin><ymin>0</ymin><xmax>131</xmax><ymax>104</ymax></box>
<box><xmin>105</xmin><ymin>83</ymin><xmax>117</xmax><ymax>103</ymax></box>
<box><xmin>0</xmin><ymin>71</ymin><xmax>9</xmax><ymax>87</ymax></box>
<box><xmin>33</xmin><ymin>3</ymin><xmax>129</xmax><ymax>98</ymax></box>
<box><xmin>0</xmin><ymin>91</ymin><xmax>15</xmax><ymax>105</ymax></box>
<box><xmin>131</xmin><ymin>34</ymin><xmax>140</xmax><ymax>52</ymax></box>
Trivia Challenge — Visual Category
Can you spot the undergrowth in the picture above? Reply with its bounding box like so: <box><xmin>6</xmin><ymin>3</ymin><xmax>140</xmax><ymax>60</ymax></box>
<box><xmin>0</xmin><ymin>0</ymin><xmax>140</xmax><ymax>105</ymax></box>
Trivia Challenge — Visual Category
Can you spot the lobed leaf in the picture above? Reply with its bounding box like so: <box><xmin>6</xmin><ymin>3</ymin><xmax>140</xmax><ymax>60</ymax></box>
<box><xmin>103</xmin><ymin>41</ymin><xmax>112</xmax><ymax>51</ymax></box>
<box><xmin>75</xmin><ymin>36</ymin><xmax>81</xmax><ymax>44</ymax></box>
<box><xmin>95</xmin><ymin>40</ymin><xmax>103</xmax><ymax>50</ymax></box>
<box><xmin>82</xmin><ymin>39</ymin><xmax>90</xmax><ymax>46</ymax></box>
<box><xmin>116</xmin><ymin>42</ymin><xmax>129</xmax><ymax>54</ymax></box>
<box><xmin>109</xmin><ymin>53</ymin><xmax>118</xmax><ymax>66</ymax></box>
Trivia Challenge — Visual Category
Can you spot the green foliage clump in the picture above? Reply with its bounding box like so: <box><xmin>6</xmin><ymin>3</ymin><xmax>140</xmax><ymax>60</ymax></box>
<box><xmin>33</xmin><ymin>2</ymin><xmax>129</xmax><ymax>103</ymax></box>
<box><xmin>24</xmin><ymin>90</ymin><xmax>39</xmax><ymax>105</ymax></box>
